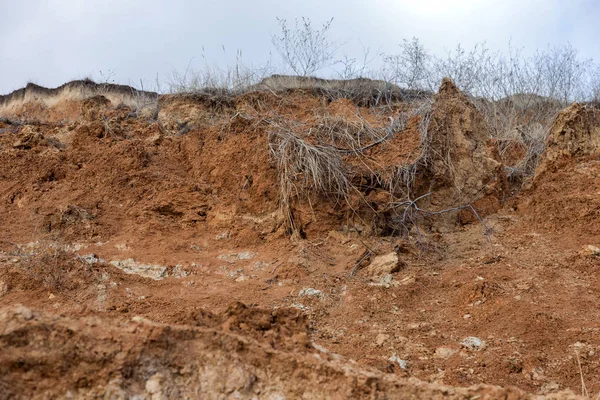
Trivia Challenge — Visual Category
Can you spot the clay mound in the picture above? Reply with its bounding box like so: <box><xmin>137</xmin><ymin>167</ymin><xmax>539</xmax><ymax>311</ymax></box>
<box><xmin>416</xmin><ymin>78</ymin><xmax>507</xmax><ymax>227</ymax></box>
<box><xmin>0</xmin><ymin>80</ymin><xmax>157</xmax><ymax>122</ymax></box>
<box><xmin>535</xmin><ymin>103</ymin><xmax>600</xmax><ymax>176</ymax></box>
<box><xmin>0</xmin><ymin>305</ymin><xmax>574</xmax><ymax>400</ymax></box>
<box><xmin>520</xmin><ymin>103</ymin><xmax>600</xmax><ymax>236</ymax></box>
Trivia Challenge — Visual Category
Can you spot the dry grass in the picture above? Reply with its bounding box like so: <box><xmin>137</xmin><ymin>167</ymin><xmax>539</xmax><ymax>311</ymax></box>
<box><xmin>268</xmin><ymin>119</ymin><xmax>351</xmax><ymax>233</ymax></box>
<box><xmin>475</xmin><ymin>94</ymin><xmax>560</xmax><ymax>184</ymax></box>
<box><xmin>267</xmin><ymin>99</ymin><xmax>435</xmax><ymax>235</ymax></box>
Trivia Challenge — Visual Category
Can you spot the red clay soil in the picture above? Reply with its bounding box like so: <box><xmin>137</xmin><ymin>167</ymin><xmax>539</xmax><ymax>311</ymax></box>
<box><xmin>0</xmin><ymin>81</ymin><xmax>597</xmax><ymax>399</ymax></box>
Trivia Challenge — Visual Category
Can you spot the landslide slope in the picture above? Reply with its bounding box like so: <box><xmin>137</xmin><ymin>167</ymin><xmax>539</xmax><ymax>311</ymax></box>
<box><xmin>1</xmin><ymin>79</ymin><xmax>599</xmax><ymax>399</ymax></box>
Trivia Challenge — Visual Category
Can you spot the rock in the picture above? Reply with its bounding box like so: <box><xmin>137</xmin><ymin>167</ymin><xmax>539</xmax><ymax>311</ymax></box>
<box><xmin>291</xmin><ymin>303</ymin><xmax>309</xmax><ymax>311</ymax></box>
<box><xmin>217</xmin><ymin>251</ymin><xmax>256</xmax><ymax>263</ymax></box>
<box><xmin>80</xmin><ymin>254</ymin><xmax>105</xmax><ymax>264</ymax></box>
<box><xmin>0</xmin><ymin>280</ymin><xmax>7</xmax><ymax>298</ymax></box>
<box><xmin>15</xmin><ymin>305</ymin><xmax>33</xmax><ymax>320</ymax></box>
<box><xmin>460</xmin><ymin>336</ymin><xmax>486</xmax><ymax>351</ymax></box>
<box><xmin>109</xmin><ymin>259</ymin><xmax>167</xmax><ymax>280</ymax></box>
<box><xmin>434</xmin><ymin>347</ymin><xmax>458</xmax><ymax>359</ymax></box>
<box><xmin>298</xmin><ymin>288</ymin><xmax>323</xmax><ymax>298</ymax></box>
<box><xmin>582</xmin><ymin>245</ymin><xmax>600</xmax><ymax>257</ymax></box>
<box><xmin>375</xmin><ymin>333</ymin><xmax>389</xmax><ymax>346</ymax></box>
<box><xmin>171</xmin><ymin>264</ymin><xmax>190</xmax><ymax>278</ymax></box>
<box><xmin>145</xmin><ymin>373</ymin><xmax>166</xmax><ymax>400</ymax></box>
<box><xmin>388</xmin><ymin>354</ymin><xmax>407</xmax><ymax>370</ymax></box>
<box><xmin>215</xmin><ymin>231</ymin><xmax>230</xmax><ymax>240</ymax></box>
<box><xmin>365</xmin><ymin>253</ymin><xmax>403</xmax><ymax>277</ymax></box>
<box><xmin>312</xmin><ymin>343</ymin><xmax>329</xmax><ymax>354</ymax></box>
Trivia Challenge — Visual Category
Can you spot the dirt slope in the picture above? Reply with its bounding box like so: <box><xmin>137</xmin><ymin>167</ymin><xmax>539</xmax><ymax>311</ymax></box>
<box><xmin>0</xmin><ymin>79</ymin><xmax>598</xmax><ymax>399</ymax></box>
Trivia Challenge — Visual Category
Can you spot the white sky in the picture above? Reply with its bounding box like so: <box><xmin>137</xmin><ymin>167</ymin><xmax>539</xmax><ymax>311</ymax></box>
<box><xmin>1</xmin><ymin>0</ymin><xmax>598</xmax><ymax>93</ymax></box>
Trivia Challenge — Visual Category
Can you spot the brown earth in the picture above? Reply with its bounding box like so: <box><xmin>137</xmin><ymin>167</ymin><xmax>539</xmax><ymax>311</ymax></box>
<box><xmin>0</xmin><ymin>78</ymin><xmax>598</xmax><ymax>399</ymax></box>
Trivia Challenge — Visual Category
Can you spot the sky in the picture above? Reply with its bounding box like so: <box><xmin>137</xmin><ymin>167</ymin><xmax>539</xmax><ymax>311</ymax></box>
<box><xmin>0</xmin><ymin>0</ymin><xmax>599</xmax><ymax>94</ymax></box>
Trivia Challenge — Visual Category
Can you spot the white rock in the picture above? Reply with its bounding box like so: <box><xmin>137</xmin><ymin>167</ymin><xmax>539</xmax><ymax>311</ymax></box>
<box><xmin>215</xmin><ymin>232</ymin><xmax>231</xmax><ymax>240</ymax></box>
<box><xmin>217</xmin><ymin>251</ymin><xmax>256</xmax><ymax>263</ymax></box>
<box><xmin>388</xmin><ymin>354</ymin><xmax>407</xmax><ymax>369</ymax></box>
<box><xmin>109</xmin><ymin>259</ymin><xmax>167</xmax><ymax>280</ymax></box>
<box><xmin>145</xmin><ymin>373</ymin><xmax>165</xmax><ymax>400</ymax></box>
<box><xmin>582</xmin><ymin>245</ymin><xmax>600</xmax><ymax>256</ymax></box>
<box><xmin>365</xmin><ymin>253</ymin><xmax>402</xmax><ymax>277</ymax></box>
<box><xmin>298</xmin><ymin>288</ymin><xmax>323</xmax><ymax>298</ymax></box>
<box><xmin>15</xmin><ymin>305</ymin><xmax>33</xmax><ymax>320</ymax></box>
<box><xmin>460</xmin><ymin>336</ymin><xmax>486</xmax><ymax>350</ymax></box>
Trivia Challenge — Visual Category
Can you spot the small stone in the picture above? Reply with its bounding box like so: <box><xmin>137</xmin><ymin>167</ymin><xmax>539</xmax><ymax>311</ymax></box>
<box><xmin>388</xmin><ymin>354</ymin><xmax>407</xmax><ymax>369</ymax></box>
<box><xmin>298</xmin><ymin>288</ymin><xmax>323</xmax><ymax>298</ymax></box>
<box><xmin>291</xmin><ymin>303</ymin><xmax>309</xmax><ymax>311</ymax></box>
<box><xmin>463</xmin><ymin>314</ymin><xmax>471</xmax><ymax>319</ymax></box>
<box><xmin>217</xmin><ymin>251</ymin><xmax>256</xmax><ymax>263</ymax></box>
<box><xmin>109</xmin><ymin>259</ymin><xmax>167</xmax><ymax>280</ymax></box>
<box><xmin>435</xmin><ymin>347</ymin><xmax>458</xmax><ymax>359</ymax></box>
<box><xmin>365</xmin><ymin>253</ymin><xmax>404</xmax><ymax>277</ymax></box>
<box><xmin>312</xmin><ymin>343</ymin><xmax>329</xmax><ymax>353</ymax></box>
<box><xmin>145</xmin><ymin>373</ymin><xmax>164</xmax><ymax>395</ymax></box>
<box><xmin>215</xmin><ymin>232</ymin><xmax>231</xmax><ymax>240</ymax></box>
<box><xmin>375</xmin><ymin>333</ymin><xmax>389</xmax><ymax>346</ymax></box>
<box><xmin>15</xmin><ymin>305</ymin><xmax>33</xmax><ymax>320</ymax></box>
<box><xmin>460</xmin><ymin>336</ymin><xmax>486</xmax><ymax>351</ymax></box>
<box><xmin>582</xmin><ymin>245</ymin><xmax>600</xmax><ymax>256</ymax></box>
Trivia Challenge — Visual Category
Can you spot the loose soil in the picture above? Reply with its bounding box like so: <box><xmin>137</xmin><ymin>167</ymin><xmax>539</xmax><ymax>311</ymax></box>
<box><xmin>0</xmin><ymin>80</ymin><xmax>598</xmax><ymax>399</ymax></box>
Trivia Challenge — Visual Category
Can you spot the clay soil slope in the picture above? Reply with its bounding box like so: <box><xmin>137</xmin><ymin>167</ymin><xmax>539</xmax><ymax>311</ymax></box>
<box><xmin>0</xmin><ymin>79</ymin><xmax>598</xmax><ymax>399</ymax></box>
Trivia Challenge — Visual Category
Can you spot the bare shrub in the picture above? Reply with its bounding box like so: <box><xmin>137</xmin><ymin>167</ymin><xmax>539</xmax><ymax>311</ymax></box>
<box><xmin>169</xmin><ymin>50</ymin><xmax>274</xmax><ymax>95</ymax></box>
<box><xmin>381</xmin><ymin>41</ymin><xmax>598</xmax><ymax>183</ymax></box>
<box><xmin>271</xmin><ymin>17</ymin><xmax>341</xmax><ymax>76</ymax></box>
<box><xmin>335</xmin><ymin>45</ymin><xmax>377</xmax><ymax>80</ymax></box>
<box><xmin>382</xmin><ymin>38</ymin><xmax>434</xmax><ymax>92</ymax></box>
<box><xmin>266</xmin><ymin>103</ymin><xmax>436</xmax><ymax>235</ymax></box>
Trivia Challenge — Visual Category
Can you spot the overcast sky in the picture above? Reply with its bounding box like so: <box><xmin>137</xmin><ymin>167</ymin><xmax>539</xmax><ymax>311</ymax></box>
<box><xmin>1</xmin><ymin>0</ymin><xmax>599</xmax><ymax>94</ymax></box>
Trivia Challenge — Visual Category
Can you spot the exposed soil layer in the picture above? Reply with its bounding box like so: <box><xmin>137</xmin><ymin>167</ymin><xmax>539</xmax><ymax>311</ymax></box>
<box><xmin>0</xmin><ymin>80</ymin><xmax>598</xmax><ymax>399</ymax></box>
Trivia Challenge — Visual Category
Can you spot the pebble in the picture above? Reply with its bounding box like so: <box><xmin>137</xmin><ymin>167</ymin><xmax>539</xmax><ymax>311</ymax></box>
<box><xmin>365</xmin><ymin>253</ymin><xmax>403</xmax><ymax>277</ymax></box>
<box><xmin>582</xmin><ymin>245</ymin><xmax>600</xmax><ymax>256</ymax></box>
<box><xmin>298</xmin><ymin>288</ymin><xmax>323</xmax><ymax>298</ymax></box>
<box><xmin>460</xmin><ymin>336</ymin><xmax>486</xmax><ymax>350</ymax></box>
<box><xmin>375</xmin><ymin>333</ymin><xmax>389</xmax><ymax>346</ymax></box>
<box><xmin>388</xmin><ymin>354</ymin><xmax>407</xmax><ymax>369</ymax></box>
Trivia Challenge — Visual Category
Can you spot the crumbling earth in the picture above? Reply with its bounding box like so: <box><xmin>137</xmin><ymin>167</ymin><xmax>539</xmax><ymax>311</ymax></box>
<box><xmin>0</xmin><ymin>78</ymin><xmax>598</xmax><ymax>399</ymax></box>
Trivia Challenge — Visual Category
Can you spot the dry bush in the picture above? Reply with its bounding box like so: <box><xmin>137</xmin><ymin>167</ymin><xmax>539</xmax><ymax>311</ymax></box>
<box><xmin>311</xmin><ymin>115</ymin><xmax>389</xmax><ymax>152</ymax></box>
<box><xmin>6</xmin><ymin>246</ymin><xmax>104</xmax><ymax>295</ymax></box>
<box><xmin>268</xmin><ymin>119</ymin><xmax>351</xmax><ymax>232</ymax></box>
<box><xmin>382</xmin><ymin>39</ymin><xmax>600</xmax><ymax>182</ymax></box>
<box><xmin>271</xmin><ymin>17</ymin><xmax>340</xmax><ymax>76</ymax></box>
<box><xmin>169</xmin><ymin>50</ymin><xmax>274</xmax><ymax>95</ymax></box>
<box><xmin>267</xmin><ymin>101</ymin><xmax>436</xmax><ymax>235</ymax></box>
